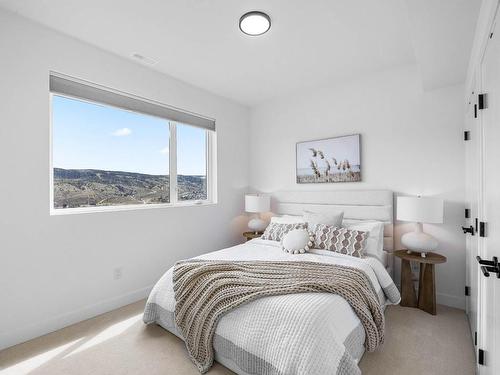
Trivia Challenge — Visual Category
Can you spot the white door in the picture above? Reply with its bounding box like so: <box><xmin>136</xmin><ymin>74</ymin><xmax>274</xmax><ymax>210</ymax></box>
<box><xmin>465</xmin><ymin>86</ymin><xmax>480</xmax><ymax>356</ymax></box>
<box><xmin>478</xmin><ymin>18</ymin><xmax>500</xmax><ymax>374</ymax></box>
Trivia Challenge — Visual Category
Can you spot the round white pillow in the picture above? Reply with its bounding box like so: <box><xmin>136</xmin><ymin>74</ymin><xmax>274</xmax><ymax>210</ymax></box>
<box><xmin>281</xmin><ymin>229</ymin><xmax>314</xmax><ymax>254</ymax></box>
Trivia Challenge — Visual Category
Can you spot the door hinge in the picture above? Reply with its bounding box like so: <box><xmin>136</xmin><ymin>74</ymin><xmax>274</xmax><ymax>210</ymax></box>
<box><xmin>475</xmin><ymin>218</ymin><xmax>479</xmax><ymax>232</ymax></box>
<box><xmin>478</xmin><ymin>94</ymin><xmax>487</xmax><ymax>110</ymax></box>
<box><xmin>474</xmin><ymin>104</ymin><xmax>477</xmax><ymax>118</ymax></box>
<box><xmin>464</xmin><ymin>131</ymin><xmax>470</xmax><ymax>141</ymax></box>
<box><xmin>465</xmin><ymin>208</ymin><xmax>470</xmax><ymax>219</ymax></box>
<box><xmin>474</xmin><ymin>331</ymin><xmax>477</xmax><ymax>346</ymax></box>
<box><xmin>480</xmin><ymin>221</ymin><xmax>486</xmax><ymax>237</ymax></box>
<box><xmin>465</xmin><ymin>286</ymin><xmax>470</xmax><ymax>296</ymax></box>
<box><xmin>478</xmin><ymin>348</ymin><xmax>485</xmax><ymax>365</ymax></box>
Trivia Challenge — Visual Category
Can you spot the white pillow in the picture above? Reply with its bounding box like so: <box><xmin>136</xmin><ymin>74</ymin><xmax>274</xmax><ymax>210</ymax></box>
<box><xmin>281</xmin><ymin>229</ymin><xmax>314</xmax><ymax>254</ymax></box>
<box><xmin>303</xmin><ymin>210</ymin><xmax>344</xmax><ymax>227</ymax></box>
<box><xmin>270</xmin><ymin>215</ymin><xmax>305</xmax><ymax>224</ymax></box>
<box><xmin>343</xmin><ymin>220</ymin><xmax>385</xmax><ymax>262</ymax></box>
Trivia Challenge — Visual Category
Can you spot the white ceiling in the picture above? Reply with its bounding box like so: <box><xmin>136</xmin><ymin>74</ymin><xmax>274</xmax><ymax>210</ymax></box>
<box><xmin>0</xmin><ymin>0</ymin><xmax>480</xmax><ymax>106</ymax></box>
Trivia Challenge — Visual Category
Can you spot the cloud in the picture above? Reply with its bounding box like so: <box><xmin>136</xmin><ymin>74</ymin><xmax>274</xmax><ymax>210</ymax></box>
<box><xmin>111</xmin><ymin>128</ymin><xmax>132</xmax><ymax>137</ymax></box>
<box><xmin>160</xmin><ymin>146</ymin><xmax>169</xmax><ymax>154</ymax></box>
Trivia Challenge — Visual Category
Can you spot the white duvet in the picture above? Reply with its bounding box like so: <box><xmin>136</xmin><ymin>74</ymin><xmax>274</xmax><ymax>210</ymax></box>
<box><xmin>143</xmin><ymin>239</ymin><xmax>400</xmax><ymax>375</ymax></box>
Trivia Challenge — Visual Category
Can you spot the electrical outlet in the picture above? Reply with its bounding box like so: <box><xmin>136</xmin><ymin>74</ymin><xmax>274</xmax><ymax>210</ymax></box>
<box><xmin>113</xmin><ymin>267</ymin><xmax>123</xmax><ymax>280</ymax></box>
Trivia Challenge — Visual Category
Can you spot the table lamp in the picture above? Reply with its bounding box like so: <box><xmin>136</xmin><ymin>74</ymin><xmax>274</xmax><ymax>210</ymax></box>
<box><xmin>245</xmin><ymin>194</ymin><xmax>270</xmax><ymax>233</ymax></box>
<box><xmin>397</xmin><ymin>196</ymin><xmax>444</xmax><ymax>258</ymax></box>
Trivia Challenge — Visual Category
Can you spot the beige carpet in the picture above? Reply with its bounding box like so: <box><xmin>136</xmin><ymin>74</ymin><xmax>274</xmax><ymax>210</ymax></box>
<box><xmin>0</xmin><ymin>300</ymin><xmax>476</xmax><ymax>375</ymax></box>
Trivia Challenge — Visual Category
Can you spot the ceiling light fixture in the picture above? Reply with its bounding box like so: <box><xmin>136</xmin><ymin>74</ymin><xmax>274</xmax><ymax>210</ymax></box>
<box><xmin>239</xmin><ymin>11</ymin><xmax>271</xmax><ymax>36</ymax></box>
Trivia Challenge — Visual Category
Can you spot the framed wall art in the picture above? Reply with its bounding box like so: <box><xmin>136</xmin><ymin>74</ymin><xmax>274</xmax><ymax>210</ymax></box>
<box><xmin>296</xmin><ymin>134</ymin><xmax>361</xmax><ymax>183</ymax></box>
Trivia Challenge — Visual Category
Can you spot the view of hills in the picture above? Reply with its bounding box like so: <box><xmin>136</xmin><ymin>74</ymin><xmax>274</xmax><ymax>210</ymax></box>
<box><xmin>53</xmin><ymin>168</ymin><xmax>206</xmax><ymax>209</ymax></box>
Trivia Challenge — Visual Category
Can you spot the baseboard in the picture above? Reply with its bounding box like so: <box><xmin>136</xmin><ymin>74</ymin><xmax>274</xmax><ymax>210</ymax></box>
<box><xmin>0</xmin><ymin>285</ymin><xmax>153</xmax><ymax>351</ymax></box>
<box><xmin>436</xmin><ymin>292</ymin><xmax>465</xmax><ymax>310</ymax></box>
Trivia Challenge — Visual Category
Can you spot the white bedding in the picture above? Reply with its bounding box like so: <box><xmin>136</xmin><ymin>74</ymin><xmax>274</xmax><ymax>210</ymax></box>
<box><xmin>143</xmin><ymin>239</ymin><xmax>400</xmax><ymax>375</ymax></box>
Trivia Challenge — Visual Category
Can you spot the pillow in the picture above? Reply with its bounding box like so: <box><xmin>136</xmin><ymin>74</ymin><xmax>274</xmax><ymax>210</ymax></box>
<box><xmin>303</xmin><ymin>210</ymin><xmax>344</xmax><ymax>227</ymax></box>
<box><xmin>311</xmin><ymin>223</ymin><xmax>368</xmax><ymax>258</ymax></box>
<box><xmin>281</xmin><ymin>229</ymin><xmax>314</xmax><ymax>254</ymax></box>
<box><xmin>270</xmin><ymin>215</ymin><xmax>305</xmax><ymax>224</ymax></box>
<box><xmin>343</xmin><ymin>220</ymin><xmax>385</xmax><ymax>262</ymax></box>
<box><xmin>261</xmin><ymin>222</ymin><xmax>307</xmax><ymax>241</ymax></box>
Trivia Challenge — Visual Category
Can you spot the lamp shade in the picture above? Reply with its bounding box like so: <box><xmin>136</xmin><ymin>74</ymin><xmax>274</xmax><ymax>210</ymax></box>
<box><xmin>397</xmin><ymin>196</ymin><xmax>443</xmax><ymax>224</ymax></box>
<box><xmin>245</xmin><ymin>194</ymin><xmax>270</xmax><ymax>213</ymax></box>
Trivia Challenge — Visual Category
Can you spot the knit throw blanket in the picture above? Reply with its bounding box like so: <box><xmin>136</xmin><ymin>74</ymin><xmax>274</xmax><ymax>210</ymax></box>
<box><xmin>173</xmin><ymin>260</ymin><xmax>385</xmax><ymax>373</ymax></box>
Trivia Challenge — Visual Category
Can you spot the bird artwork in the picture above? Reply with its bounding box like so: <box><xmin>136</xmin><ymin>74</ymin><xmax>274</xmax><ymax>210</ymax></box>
<box><xmin>296</xmin><ymin>135</ymin><xmax>361</xmax><ymax>183</ymax></box>
<box><xmin>309</xmin><ymin>153</ymin><xmax>353</xmax><ymax>179</ymax></box>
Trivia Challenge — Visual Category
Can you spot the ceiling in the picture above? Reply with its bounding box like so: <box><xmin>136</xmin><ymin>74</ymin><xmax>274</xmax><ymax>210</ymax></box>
<box><xmin>0</xmin><ymin>0</ymin><xmax>480</xmax><ymax>106</ymax></box>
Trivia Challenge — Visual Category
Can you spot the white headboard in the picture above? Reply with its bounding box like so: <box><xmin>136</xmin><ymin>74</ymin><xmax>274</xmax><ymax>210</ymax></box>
<box><xmin>271</xmin><ymin>190</ymin><xmax>394</xmax><ymax>276</ymax></box>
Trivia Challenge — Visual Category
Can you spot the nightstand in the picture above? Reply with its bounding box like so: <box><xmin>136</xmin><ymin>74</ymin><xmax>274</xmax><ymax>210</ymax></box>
<box><xmin>243</xmin><ymin>231</ymin><xmax>263</xmax><ymax>242</ymax></box>
<box><xmin>394</xmin><ymin>250</ymin><xmax>447</xmax><ymax>315</ymax></box>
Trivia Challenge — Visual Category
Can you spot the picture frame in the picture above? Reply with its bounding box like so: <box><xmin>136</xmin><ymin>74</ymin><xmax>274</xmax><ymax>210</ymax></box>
<box><xmin>296</xmin><ymin>134</ymin><xmax>361</xmax><ymax>183</ymax></box>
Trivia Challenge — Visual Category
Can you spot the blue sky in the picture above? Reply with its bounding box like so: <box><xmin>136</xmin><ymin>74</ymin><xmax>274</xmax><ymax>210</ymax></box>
<box><xmin>52</xmin><ymin>95</ymin><xmax>206</xmax><ymax>175</ymax></box>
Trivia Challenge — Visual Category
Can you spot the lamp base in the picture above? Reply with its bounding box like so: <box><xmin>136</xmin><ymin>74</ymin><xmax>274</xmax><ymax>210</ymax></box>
<box><xmin>248</xmin><ymin>218</ymin><xmax>267</xmax><ymax>233</ymax></box>
<box><xmin>401</xmin><ymin>222</ymin><xmax>438</xmax><ymax>256</ymax></box>
<box><xmin>406</xmin><ymin>249</ymin><xmax>428</xmax><ymax>258</ymax></box>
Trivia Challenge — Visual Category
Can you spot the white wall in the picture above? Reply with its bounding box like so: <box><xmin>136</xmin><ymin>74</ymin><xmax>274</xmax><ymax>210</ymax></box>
<box><xmin>0</xmin><ymin>10</ymin><xmax>249</xmax><ymax>350</ymax></box>
<box><xmin>249</xmin><ymin>65</ymin><xmax>466</xmax><ymax>309</ymax></box>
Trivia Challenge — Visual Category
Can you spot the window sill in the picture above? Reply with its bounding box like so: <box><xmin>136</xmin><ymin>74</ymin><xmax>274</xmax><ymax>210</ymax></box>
<box><xmin>50</xmin><ymin>200</ymin><xmax>216</xmax><ymax>216</ymax></box>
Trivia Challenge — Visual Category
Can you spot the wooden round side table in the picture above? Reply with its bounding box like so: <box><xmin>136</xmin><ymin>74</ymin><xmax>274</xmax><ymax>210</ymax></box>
<box><xmin>243</xmin><ymin>231</ymin><xmax>263</xmax><ymax>242</ymax></box>
<box><xmin>394</xmin><ymin>250</ymin><xmax>446</xmax><ymax>315</ymax></box>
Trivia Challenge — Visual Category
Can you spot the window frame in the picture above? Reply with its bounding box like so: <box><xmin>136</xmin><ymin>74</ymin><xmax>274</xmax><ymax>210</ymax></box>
<box><xmin>49</xmin><ymin>89</ymin><xmax>217</xmax><ymax>216</ymax></box>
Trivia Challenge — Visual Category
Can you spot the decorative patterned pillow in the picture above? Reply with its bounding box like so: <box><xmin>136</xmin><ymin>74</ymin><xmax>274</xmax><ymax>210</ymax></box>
<box><xmin>281</xmin><ymin>229</ymin><xmax>314</xmax><ymax>254</ymax></box>
<box><xmin>261</xmin><ymin>222</ymin><xmax>307</xmax><ymax>242</ymax></box>
<box><xmin>312</xmin><ymin>224</ymin><xmax>368</xmax><ymax>258</ymax></box>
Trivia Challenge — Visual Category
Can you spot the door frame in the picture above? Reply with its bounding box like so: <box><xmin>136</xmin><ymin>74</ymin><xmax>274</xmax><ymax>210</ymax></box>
<box><xmin>475</xmin><ymin>5</ymin><xmax>500</xmax><ymax>373</ymax></box>
<box><xmin>464</xmin><ymin>82</ymin><xmax>480</xmax><ymax>359</ymax></box>
<box><xmin>466</xmin><ymin>2</ymin><xmax>500</xmax><ymax>373</ymax></box>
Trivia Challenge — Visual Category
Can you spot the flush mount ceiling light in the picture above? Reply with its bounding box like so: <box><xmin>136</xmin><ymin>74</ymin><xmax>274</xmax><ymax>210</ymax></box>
<box><xmin>239</xmin><ymin>11</ymin><xmax>271</xmax><ymax>36</ymax></box>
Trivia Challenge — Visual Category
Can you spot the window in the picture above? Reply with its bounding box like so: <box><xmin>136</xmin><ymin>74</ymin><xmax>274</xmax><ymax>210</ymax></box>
<box><xmin>176</xmin><ymin>124</ymin><xmax>207</xmax><ymax>201</ymax></box>
<box><xmin>50</xmin><ymin>74</ymin><xmax>216</xmax><ymax>213</ymax></box>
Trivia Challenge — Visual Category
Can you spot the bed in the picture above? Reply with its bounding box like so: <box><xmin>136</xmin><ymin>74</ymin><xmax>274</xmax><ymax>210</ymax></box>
<box><xmin>143</xmin><ymin>190</ymin><xmax>400</xmax><ymax>375</ymax></box>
